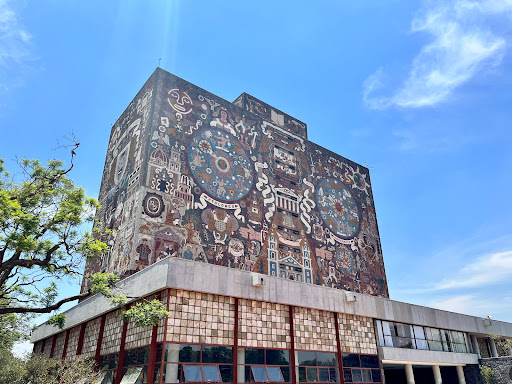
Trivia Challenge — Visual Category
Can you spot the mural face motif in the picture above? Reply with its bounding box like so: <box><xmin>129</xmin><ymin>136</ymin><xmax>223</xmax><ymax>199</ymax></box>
<box><xmin>187</xmin><ymin>129</ymin><xmax>253</xmax><ymax>202</ymax></box>
<box><xmin>317</xmin><ymin>178</ymin><xmax>360</xmax><ymax>239</ymax></box>
<box><xmin>83</xmin><ymin>69</ymin><xmax>389</xmax><ymax>299</ymax></box>
<box><xmin>167</xmin><ymin>88</ymin><xmax>193</xmax><ymax>115</ymax></box>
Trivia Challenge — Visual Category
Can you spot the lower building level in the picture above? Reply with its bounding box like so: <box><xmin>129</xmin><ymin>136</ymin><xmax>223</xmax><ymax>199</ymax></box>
<box><xmin>32</xmin><ymin>257</ymin><xmax>512</xmax><ymax>384</ymax></box>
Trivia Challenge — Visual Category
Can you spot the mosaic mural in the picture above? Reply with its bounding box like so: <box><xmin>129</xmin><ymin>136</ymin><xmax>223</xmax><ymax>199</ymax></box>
<box><xmin>82</xmin><ymin>68</ymin><xmax>388</xmax><ymax>298</ymax></box>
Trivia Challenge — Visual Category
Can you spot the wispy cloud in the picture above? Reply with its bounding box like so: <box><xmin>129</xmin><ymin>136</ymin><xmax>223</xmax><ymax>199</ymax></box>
<box><xmin>363</xmin><ymin>0</ymin><xmax>511</xmax><ymax>109</ymax></box>
<box><xmin>429</xmin><ymin>294</ymin><xmax>512</xmax><ymax>317</ymax></box>
<box><xmin>435</xmin><ymin>250</ymin><xmax>512</xmax><ymax>290</ymax></box>
<box><xmin>0</xmin><ymin>0</ymin><xmax>32</xmax><ymax>89</ymax></box>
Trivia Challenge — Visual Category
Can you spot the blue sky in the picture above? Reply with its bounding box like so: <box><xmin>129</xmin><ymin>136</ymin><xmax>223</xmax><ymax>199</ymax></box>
<box><xmin>2</xmin><ymin>0</ymin><xmax>512</xmax><ymax>349</ymax></box>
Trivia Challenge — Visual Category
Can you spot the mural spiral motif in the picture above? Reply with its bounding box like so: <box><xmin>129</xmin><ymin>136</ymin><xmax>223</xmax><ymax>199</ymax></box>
<box><xmin>188</xmin><ymin>128</ymin><xmax>253</xmax><ymax>202</ymax></box>
<box><xmin>317</xmin><ymin>178</ymin><xmax>360</xmax><ymax>238</ymax></box>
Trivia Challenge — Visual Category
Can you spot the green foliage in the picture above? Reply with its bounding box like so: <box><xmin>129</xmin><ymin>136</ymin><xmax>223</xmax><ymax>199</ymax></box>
<box><xmin>480</xmin><ymin>365</ymin><xmax>494</xmax><ymax>384</ymax></box>
<box><xmin>0</xmin><ymin>152</ymin><xmax>108</xmax><ymax>318</ymax></box>
<box><xmin>0</xmin><ymin>349</ymin><xmax>26</xmax><ymax>383</ymax></box>
<box><xmin>0</xmin><ymin>350</ymin><xmax>101</xmax><ymax>384</ymax></box>
<box><xmin>0</xmin><ymin>151</ymin><xmax>169</xmax><ymax>329</ymax></box>
<box><xmin>47</xmin><ymin>313</ymin><xmax>66</xmax><ymax>329</ymax></box>
<box><xmin>0</xmin><ymin>312</ymin><xmax>31</xmax><ymax>350</ymax></box>
<box><xmin>123</xmin><ymin>299</ymin><xmax>169</xmax><ymax>327</ymax></box>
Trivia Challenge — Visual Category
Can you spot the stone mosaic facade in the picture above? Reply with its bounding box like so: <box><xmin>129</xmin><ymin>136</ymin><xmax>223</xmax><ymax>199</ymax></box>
<box><xmin>81</xmin><ymin>68</ymin><xmax>388</xmax><ymax>299</ymax></box>
<box><xmin>479</xmin><ymin>357</ymin><xmax>512</xmax><ymax>384</ymax></box>
<box><xmin>238</xmin><ymin>299</ymin><xmax>291</xmax><ymax>349</ymax></box>
<box><xmin>166</xmin><ymin>289</ymin><xmax>235</xmax><ymax>345</ymax></box>
<box><xmin>65</xmin><ymin>325</ymin><xmax>81</xmax><ymax>360</ymax></box>
<box><xmin>293</xmin><ymin>307</ymin><xmax>337</xmax><ymax>352</ymax></box>
<box><xmin>81</xmin><ymin>317</ymin><xmax>102</xmax><ymax>357</ymax></box>
<box><xmin>52</xmin><ymin>331</ymin><xmax>66</xmax><ymax>359</ymax></box>
<box><xmin>338</xmin><ymin>313</ymin><xmax>377</xmax><ymax>354</ymax></box>
<box><xmin>100</xmin><ymin>309</ymin><xmax>124</xmax><ymax>355</ymax></box>
<box><xmin>38</xmin><ymin>289</ymin><xmax>383</xmax><ymax>361</ymax></box>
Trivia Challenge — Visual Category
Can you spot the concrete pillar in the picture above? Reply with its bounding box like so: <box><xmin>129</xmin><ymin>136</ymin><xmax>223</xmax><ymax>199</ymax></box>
<box><xmin>456</xmin><ymin>366</ymin><xmax>466</xmax><ymax>384</ymax></box>
<box><xmin>237</xmin><ymin>348</ymin><xmax>245</xmax><ymax>383</ymax></box>
<box><xmin>432</xmin><ymin>365</ymin><xmax>442</xmax><ymax>384</ymax></box>
<box><xmin>165</xmin><ymin>345</ymin><xmax>180</xmax><ymax>383</ymax></box>
<box><xmin>489</xmin><ymin>337</ymin><xmax>498</xmax><ymax>357</ymax></box>
<box><xmin>405</xmin><ymin>364</ymin><xmax>415</xmax><ymax>384</ymax></box>
<box><xmin>470</xmin><ymin>335</ymin><xmax>481</xmax><ymax>358</ymax></box>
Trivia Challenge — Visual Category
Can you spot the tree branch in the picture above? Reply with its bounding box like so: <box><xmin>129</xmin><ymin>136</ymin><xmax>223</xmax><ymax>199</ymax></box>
<box><xmin>0</xmin><ymin>291</ymin><xmax>90</xmax><ymax>315</ymax></box>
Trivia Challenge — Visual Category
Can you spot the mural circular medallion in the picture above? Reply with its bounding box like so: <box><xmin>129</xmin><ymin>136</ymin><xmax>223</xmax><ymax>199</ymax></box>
<box><xmin>336</xmin><ymin>248</ymin><xmax>356</xmax><ymax>275</ymax></box>
<box><xmin>316</xmin><ymin>178</ymin><xmax>360</xmax><ymax>239</ymax></box>
<box><xmin>188</xmin><ymin>128</ymin><xmax>253</xmax><ymax>202</ymax></box>
<box><xmin>143</xmin><ymin>192</ymin><xmax>165</xmax><ymax>218</ymax></box>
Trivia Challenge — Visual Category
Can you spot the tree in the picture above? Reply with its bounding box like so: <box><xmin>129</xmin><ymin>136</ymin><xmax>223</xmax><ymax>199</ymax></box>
<box><xmin>0</xmin><ymin>350</ymin><xmax>102</xmax><ymax>384</ymax></box>
<box><xmin>0</xmin><ymin>145</ymin><xmax>168</xmax><ymax>327</ymax></box>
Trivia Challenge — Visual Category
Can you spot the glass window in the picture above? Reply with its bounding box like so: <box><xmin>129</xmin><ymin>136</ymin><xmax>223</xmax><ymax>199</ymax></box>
<box><xmin>137</xmin><ymin>347</ymin><xmax>150</xmax><ymax>365</ymax></box>
<box><xmin>376</xmin><ymin>320</ymin><xmax>385</xmax><ymax>347</ymax></box>
<box><xmin>343</xmin><ymin>368</ymin><xmax>352</xmax><ymax>382</ymax></box>
<box><xmin>180</xmin><ymin>345</ymin><xmax>201</xmax><ymax>363</ymax></box>
<box><xmin>362</xmin><ymin>369</ymin><xmax>372</xmax><ymax>382</ymax></box>
<box><xmin>342</xmin><ymin>354</ymin><xmax>360</xmax><ymax>368</ymax></box>
<box><xmin>184</xmin><ymin>365</ymin><xmax>202</xmax><ymax>382</ymax></box>
<box><xmin>306</xmin><ymin>368</ymin><xmax>318</xmax><ymax>382</ymax></box>
<box><xmin>297</xmin><ymin>351</ymin><xmax>317</xmax><ymax>366</ymax></box>
<box><xmin>299</xmin><ymin>367</ymin><xmax>307</xmax><ymax>382</ymax></box>
<box><xmin>316</xmin><ymin>352</ymin><xmax>337</xmax><ymax>367</ymax></box>
<box><xmin>318</xmin><ymin>368</ymin><xmax>330</xmax><ymax>382</ymax></box>
<box><xmin>415</xmin><ymin>339</ymin><xmax>429</xmax><ymax>350</ymax></box>
<box><xmin>413</xmin><ymin>326</ymin><xmax>425</xmax><ymax>340</ymax></box>
<box><xmin>381</xmin><ymin>321</ymin><xmax>392</xmax><ymax>336</ymax></box>
<box><xmin>352</xmin><ymin>369</ymin><xmax>362</xmax><ymax>382</ymax></box>
<box><xmin>120</xmin><ymin>367</ymin><xmax>143</xmax><ymax>384</ymax></box>
<box><xmin>266</xmin><ymin>350</ymin><xmax>290</xmax><ymax>365</ymax></box>
<box><xmin>267</xmin><ymin>367</ymin><xmax>284</xmax><ymax>382</ymax></box>
<box><xmin>371</xmin><ymin>369</ymin><xmax>381</xmax><ymax>382</ymax></box>
<box><xmin>426</xmin><ymin>328</ymin><xmax>441</xmax><ymax>341</ymax></box>
<box><xmin>202</xmin><ymin>346</ymin><xmax>232</xmax><ymax>364</ymax></box>
<box><xmin>245</xmin><ymin>349</ymin><xmax>265</xmax><ymax>365</ymax></box>
<box><xmin>427</xmin><ymin>340</ymin><xmax>443</xmax><ymax>351</ymax></box>
<box><xmin>125</xmin><ymin>350</ymin><xmax>138</xmax><ymax>366</ymax></box>
<box><xmin>360</xmin><ymin>355</ymin><xmax>379</xmax><ymax>368</ymax></box>
<box><xmin>219</xmin><ymin>365</ymin><xmax>233</xmax><ymax>383</ymax></box>
<box><xmin>252</xmin><ymin>366</ymin><xmax>269</xmax><ymax>382</ymax></box>
<box><xmin>202</xmin><ymin>366</ymin><xmax>221</xmax><ymax>382</ymax></box>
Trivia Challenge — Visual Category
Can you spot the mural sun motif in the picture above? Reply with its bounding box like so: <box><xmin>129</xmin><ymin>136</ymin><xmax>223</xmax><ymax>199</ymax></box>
<box><xmin>188</xmin><ymin>128</ymin><xmax>253</xmax><ymax>202</ymax></box>
<box><xmin>316</xmin><ymin>178</ymin><xmax>360</xmax><ymax>239</ymax></box>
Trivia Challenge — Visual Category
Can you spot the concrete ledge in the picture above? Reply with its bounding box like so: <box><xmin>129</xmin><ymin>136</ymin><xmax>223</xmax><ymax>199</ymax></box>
<box><xmin>380</xmin><ymin>347</ymin><xmax>479</xmax><ymax>365</ymax></box>
<box><xmin>32</xmin><ymin>257</ymin><xmax>512</xmax><ymax>342</ymax></box>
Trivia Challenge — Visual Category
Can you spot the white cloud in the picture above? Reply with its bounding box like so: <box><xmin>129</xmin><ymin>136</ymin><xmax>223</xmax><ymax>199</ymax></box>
<box><xmin>0</xmin><ymin>0</ymin><xmax>32</xmax><ymax>88</ymax></box>
<box><xmin>363</xmin><ymin>0</ymin><xmax>510</xmax><ymax>109</ymax></box>
<box><xmin>435</xmin><ymin>250</ymin><xmax>512</xmax><ymax>290</ymax></box>
<box><xmin>429</xmin><ymin>294</ymin><xmax>512</xmax><ymax>317</ymax></box>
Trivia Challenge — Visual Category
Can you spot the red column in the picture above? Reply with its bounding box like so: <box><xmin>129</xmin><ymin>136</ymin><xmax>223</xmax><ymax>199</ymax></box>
<box><xmin>49</xmin><ymin>335</ymin><xmax>56</xmax><ymax>358</ymax></box>
<box><xmin>233</xmin><ymin>298</ymin><xmax>239</xmax><ymax>384</ymax></box>
<box><xmin>95</xmin><ymin>315</ymin><xmax>107</xmax><ymax>369</ymax></box>
<box><xmin>115</xmin><ymin>308</ymin><xmax>130</xmax><ymax>384</ymax></box>
<box><xmin>76</xmin><ymin>323</ymin><xmax>87</xmax><ymax>356</ymax></box>
<box><xmin>333</xmin><ymin>312</ymin><xmax>345</xmax><ymax>384</ymax></box>
<box><xmin>62</xmin><ymin>329</ymin><xmax>70</xmax><ymax>359</ymax></box>
<box><xmin>288</xmin><ymin>306</ymin><xmax>297</xmax><ymax>384</ymax></box>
